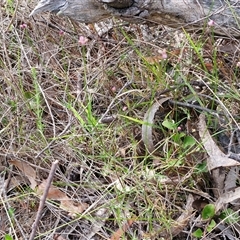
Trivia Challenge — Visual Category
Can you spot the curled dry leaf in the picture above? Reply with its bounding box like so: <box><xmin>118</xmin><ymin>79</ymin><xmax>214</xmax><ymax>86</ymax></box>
<box><xmin>37</xmin><ymin>180</ymin><xmax>88</xmax><ymax>216</ymax></box>
<box><xmin>142</xmin><ymin>97</ymin><xmax>171</xmax><ymax>153</ymax></box>
<box><xmin>198</xmin><ymin>114</ymin><xmax>240</xmax><ymax>171</ymax></box>
<box><xmin>9</xmin><ymin>160</ymin><xmax>37</xmax><ymax>189</ymax></box>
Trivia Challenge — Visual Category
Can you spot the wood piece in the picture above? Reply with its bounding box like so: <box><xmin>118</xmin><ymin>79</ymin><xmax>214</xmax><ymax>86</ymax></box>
<box><xmin>30</xmin><ymin>0</ymin><xmax>240</xmax><ymax>37</ymax></box>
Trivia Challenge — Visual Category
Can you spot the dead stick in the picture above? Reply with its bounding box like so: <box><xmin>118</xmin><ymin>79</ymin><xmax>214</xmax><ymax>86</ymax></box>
<box><xmin>29</xmin><ymin>160</ymin><xmax>59</xmax><ymax>240</ymax></box>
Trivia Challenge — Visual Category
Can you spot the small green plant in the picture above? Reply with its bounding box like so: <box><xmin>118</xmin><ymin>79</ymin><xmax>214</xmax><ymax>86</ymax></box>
<box><xmin>201</xmin><ymin>204</ymin><xmax>215</xmax><ymax>220</ymax></box>
<box><xmin>219</xmin><ymin>208</ymin><xmax>240</xmax><ymax>224</ymax></box>
<box><xmin>207</xmin><ymin>219</ymin><xmax>216</xmax><ymax>232</ymax></box>
<box><xmin>192</xmin><ymin>204</ymin><xmax>216</xmax><ymax>238</ymax></box>
<box><xmin>4</xmin><ymin>234</ymin><xmax>13</xmax><ymax>240</ymax></box>
<box><xmin>5</xmin><ymin>0</ymin><xmax>15</xmax><ymax>15</ymax></box>
<box><xmin>192</xmin><ymin>228</ymin><xmax>203</xmax><ymax>238</ymax></box>
<box><xmin>66</xmin><ymin>99</ymin><xmax>100</xmax><ymax>133</ymax></box>
<box><xmin>162</xmin><ymin>119</ymin><xmax>177</xmax><ymax>130</ymax></box>
<box><xmin>162</xmin><ymin>118</ymin><xmax>196</xmax><ymax>149</ymax></box>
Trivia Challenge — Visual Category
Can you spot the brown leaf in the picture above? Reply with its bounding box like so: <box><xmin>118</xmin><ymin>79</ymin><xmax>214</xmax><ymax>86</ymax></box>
<box><xmin>144</xmin><ymin>55</ymin><xmax>165</xmax><ymax>64</ymax></box>
<box><xmin>109</xmin><ymin>216</ymin><xmax>136</xmax><ymax>240</ymax></box>
<box><xmin>198</xmin><ymin>114</ymin><xmax>240</xmax><ymax>170</ymax></box>
<box><xmin>192</xmin><ymin>198</ymin><xmax>209</xmax><ymax>211</ymax></box>
<box><xmin>9</xmin><ymin>160</ymin><xmax>37</xmax><ymax>189</ymax></box>
<box><xmin>37</xmin><ymin>180</ymin><xmax>65</xmax><ymax>199</ymax></box>
<box><xmin>60</xmin><ymin>199</ymin><xmax>88</xmax><ymax>217</ymax></box>
<box><xmin>37</xmin><ymin>180</ymin><xmax>88</xmax><ymax>216</ymax></box>
<box><xmin>54</xmin><ymin>234</ymin><xmax>67</xmax><ymax>240</ymax></box>
<box><xmin>9</xmin><ymin>160</ymin><xmax>88</xmax><ymax>216</ymax></box>
<box><xmin>7</xmin><ymin>175</ymin><xmax>25</xmax><ymax>192</ymax></box>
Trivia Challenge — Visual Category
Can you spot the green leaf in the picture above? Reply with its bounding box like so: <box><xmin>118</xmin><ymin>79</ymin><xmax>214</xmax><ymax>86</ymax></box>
<box><xmin>162</xmin><ymin>119</ymin><xmax>177</xmax><ymax>130</ymax></box>
<box><xmin>5</xmin><ymin>234</ymin><xmax>13</xmax><ymax>240</ymax></box>
<box><xmin>183</xmin><ymin>135</ymin><xmax>196</xmax><ymax>148</ymax></box>
<box><xmin>207</xmin><ymin>219</ymin><xmax>216</xmax><ymax>232</ymax></box>
<box><xmin>202</xmin><ymin>204</ymin><xmax>215</xmax><ymax>220</ymax></box>
<box><xmin>192</xmin><ymin>228</ymin><xmax>203</xmax><ymax>238</ymax></box>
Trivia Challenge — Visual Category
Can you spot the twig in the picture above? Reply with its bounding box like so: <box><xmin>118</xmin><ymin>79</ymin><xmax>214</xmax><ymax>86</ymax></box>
<box><xmin>168</xmin><ymin>99</ymin><xmax>221</xmax><ymax>117</ymax></box>
<box><xmin>29</xmin><ymin>160</ymin><xmax>59</xmax><ymax>240</ymax></box>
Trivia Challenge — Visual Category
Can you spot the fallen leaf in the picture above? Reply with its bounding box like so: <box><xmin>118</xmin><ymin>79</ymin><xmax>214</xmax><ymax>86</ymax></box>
<box><xmin>60</xmin><ymin>199</ymin><xmax>88</xmax><ymax>216</ymax></box>
<box><xmin>109</xmin><ymin>216</ymin><xmax>136</xmax><ymax>240</ymax></box>
<box><xmin>192</xmin><ymin>198</ymin><xmax>209</xmax><ymax>211</ymax></box>
<box><xmin>37</xmin><ymin>180</ymin><xmax>88</xmax><ymax>217</ymax></box>
<box><xmin>9</xmin><ymin>160</ymin><xmax>88</xmax><ymax>217</ymax></box>
<box><xmin>7</xmin><ymin>175</ymin><xmax>25</xmax><ymax>192</ymax></box>
<box><xmin>142</xmin><ymin>97</ymin><xmax>171</xmax><ymax>153</ymax></box>
<box><xmin>215</xmin><ymin>187</ymin><xmax>240</xmax><ymax>212</ymax></box>
<box><xmin>9</xmin><ymin>160</ymin><xmax>37</xmax><ymax>189</ymax></box>
<box><xmin>114</xmin><ymin>179</ymin><xmax>132</xmax><ymax>193</ymax></box>
<box><xmin>198</xmin><ymin>114</ymin><xmax>240</xmax><ymax>170</ymax></box>
<box><xmin>211</xmin><ymin>168</ymin><xmax>226</xmax><ymax>198</ymax></box>
<box><xmin>144</xmin><ymin>55</ymin><xmax>165</xmax><ymax>64</ymax></box>
<box><xmin>54</xmin><ymin>234</ymin><xmax>67</xmax><ymax>240</ymax></box>
<box><xmin>224</xmin><ymin>167</ymin><xmax>239</xmax><ymax>192</ymax></box>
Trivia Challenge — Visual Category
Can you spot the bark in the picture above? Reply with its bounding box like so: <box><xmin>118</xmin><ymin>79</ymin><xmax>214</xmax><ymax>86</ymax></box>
<box><xmin>30</xmin><ymin>0</ymin><xmax>240</xmax><ymax>37</ymax></box>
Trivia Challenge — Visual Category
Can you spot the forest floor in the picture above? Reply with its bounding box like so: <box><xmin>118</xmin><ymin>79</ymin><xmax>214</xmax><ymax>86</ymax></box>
<box><xmin>1</xmin><ymin>1</ymin><xmax>240</xmax><ymax>239</ymax></box>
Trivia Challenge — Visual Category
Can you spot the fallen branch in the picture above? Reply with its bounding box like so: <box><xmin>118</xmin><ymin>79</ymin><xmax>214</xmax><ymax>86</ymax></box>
<box><xmin>30</xmin><ymin>0</ymin><xmax>240</xmax><ymax>37</ymax></box>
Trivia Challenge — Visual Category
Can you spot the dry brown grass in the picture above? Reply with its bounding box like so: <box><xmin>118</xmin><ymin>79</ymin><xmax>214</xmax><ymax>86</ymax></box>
<box><xmin>1</xmin><ymin>1</ymin><xmax>240</xmax><ymax>239</ymax></box>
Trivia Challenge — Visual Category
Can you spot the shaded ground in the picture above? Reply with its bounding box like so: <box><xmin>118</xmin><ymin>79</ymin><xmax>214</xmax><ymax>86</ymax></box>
<box><xmin>1</xmin><ymin>1</ymin><xmax>240</xmax><ymax>239</ymax></box>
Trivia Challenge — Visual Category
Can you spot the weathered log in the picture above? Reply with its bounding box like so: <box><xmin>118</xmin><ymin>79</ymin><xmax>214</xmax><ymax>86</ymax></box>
<box><xmin>30</xmin><ymin>0</ymin><xmax>240</xmax><ymax>37</ymax></box>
